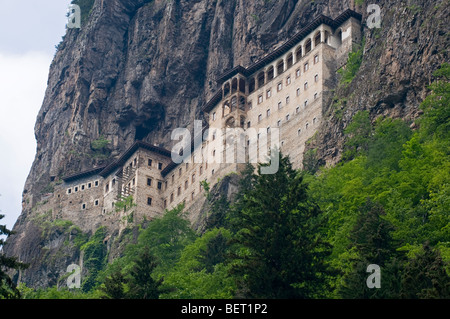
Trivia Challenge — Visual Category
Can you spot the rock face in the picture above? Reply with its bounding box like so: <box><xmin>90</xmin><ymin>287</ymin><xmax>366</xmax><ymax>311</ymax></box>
<box><xmin>4</xmin><ymin>0</ymin><xmax>448</xmax><ymax>288</ymax></box>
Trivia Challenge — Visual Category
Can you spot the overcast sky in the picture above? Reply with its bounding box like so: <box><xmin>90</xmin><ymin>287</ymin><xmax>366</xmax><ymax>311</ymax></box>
<box><xmin>0</xmin><ymin>0</ymin><xmax>72</xmax><ymax>231</ymax></box>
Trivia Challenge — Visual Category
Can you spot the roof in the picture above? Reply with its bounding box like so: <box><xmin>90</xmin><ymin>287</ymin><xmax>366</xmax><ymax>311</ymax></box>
<box><xmin>62</xmin><ymin>166</ymin><xmax>107</xmax><ymax>183</ymax></box>
<box><xmin>63</xmin><ymin>141</ymin><xmax>172</xmax><ymax>182</ymax></box>
<box><xmin>203</xmin><ymin>9</ymin><xmax>362</xmax><ymax>113</ymax></box>
<box><xmin>99</xmin><ymin>141</ymin><xmax>172</xmax><ymax>177</ymax></box>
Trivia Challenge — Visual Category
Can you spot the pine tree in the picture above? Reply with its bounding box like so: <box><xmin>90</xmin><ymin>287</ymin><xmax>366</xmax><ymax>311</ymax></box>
<box><xmin>401</xmin><ymin>243</ymin><xmax>450</xmax><ymax>299</ymax></box>
<box><xmin>339</xmin><ymin>199</ymin><xmax>402</xmax><ymax>298</ymax></box>
<box><xmin>100</xmin><ymin>271</ymin><xmax>127</xmax><ymax>299</ymax></box>
<box><xmin>127</xmin><ymin>247</ymin><xmax>163</xmax><ymax>299</ymax></box>
<box><xmin>229</xmin><ymin>152</ymin><xmax>332</xmax><ymax>298</ymax></box>
<box><xmin>0</xmin><ymin>213</ymin><xmax>29</xmax><ymax>299</ymax></box>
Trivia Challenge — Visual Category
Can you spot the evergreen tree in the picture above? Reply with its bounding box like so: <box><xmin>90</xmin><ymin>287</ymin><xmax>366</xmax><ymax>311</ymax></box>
<box><xmin>100</xmin><ymin>271</ymin><xmax>127</xmax><ymax>299</ymax></box>
<box><xmin>127</xmin><ymin>247</ymin><xmax>163</xmax><ymax>299</ymax></box>
<box><xmin>229</xmin><ymin>152</ymin><xmax>332</xmax><ymax>298</ymax></box>
<box><xmin>339</xmin><ymin>199</ymin><xmax>402</xmax><ymax>299</ymax></box>
<box><xmin>0</xmin><ymin>213</ymin><xmax>28</xmax><ymax>299</ymax></box>
<box><xmin>197</xmin><ymin>230</ymin><xmax>228</xmax><ymax>273</ymax></box>
<box><xmin>401</xmin><ymin>243</ymin><xmax>450</xmax><ymax>299</ymax></box>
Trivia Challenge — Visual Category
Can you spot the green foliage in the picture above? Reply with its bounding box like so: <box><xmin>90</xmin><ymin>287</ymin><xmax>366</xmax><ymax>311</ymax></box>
<box><xmin>228</xmin><ymin>153</ymin><xmax>332</xmax><ymax>298</ymax></box>
<box><xmin>71</xmin><ymin>0</ymin><xmax>95</xmax><ymax>26</ymax></box>
<box><xmin>400</xmin><ymin>243</ymin><xmax>450</xmax><ymax>298</ymax></box>
<box><xmin>1</xmin><ymin>214</ymin><xmax>29</xmax><ymax>299</ymax></box>
<box><xmin>80</xmin><ymin>227</ymin><xmax>108</xmax><ymax>292</ymax></box>
<box><xmin>307</xmin><ymin>64</ymin><xmax>450</xmax><ymax>297</ymax></box>
<box><xmin>126</xmin><ymin>248</ymin><xmax>164</xmax><ymax>299</ymax></box>
<box><xmin>162</xmin><ymin>228</ymin><xmax>235</xmax><ymax>299</ymax></box>
<box><xmin>90</xmin><ymin>135</ymin><xmax>111</xmax><ymax>160</ymax></box>
<box><xmin>338</xmin><ymin>38</ymin><xmax>365</xmax><ymax>85</ymax></box>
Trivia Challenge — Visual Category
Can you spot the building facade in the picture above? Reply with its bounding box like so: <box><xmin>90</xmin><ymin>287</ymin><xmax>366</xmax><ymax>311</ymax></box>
<box><xmin>36</xmin><ymin>10</ymin><xmax>362</xmax><ymax>233</ymax></box>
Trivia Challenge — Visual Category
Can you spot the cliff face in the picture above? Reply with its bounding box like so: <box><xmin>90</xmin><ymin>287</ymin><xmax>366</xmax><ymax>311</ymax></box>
<box><xmin>5</xmin><ymin>0</ymin><xmax>448</xmax><ymax>288</ymax></box>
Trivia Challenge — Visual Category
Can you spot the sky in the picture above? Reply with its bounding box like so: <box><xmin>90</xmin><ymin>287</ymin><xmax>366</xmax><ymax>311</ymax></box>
<box><xmin>0</xmin><ymin>0</ymin><xmax>72</xmax><ymax>232</ymax></box>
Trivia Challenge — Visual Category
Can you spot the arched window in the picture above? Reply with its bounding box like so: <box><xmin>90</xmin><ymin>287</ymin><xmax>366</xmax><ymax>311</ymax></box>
<box><xmin>267</xmin><ymin>66</ymin><xmax>274</xmax><ymax>81</ymax></box>
<box><xmin>324</xmin><ymin>30</ymin><xmax>330</xmax><ymax>44</ymax></box>
<box><xmin>277</xmin><ymin>59</ymin><xmax>285</xmax><ymax>75</ymax></box>
<box><xmin>249</xmin><ymin>78</ymin><xmax>255</xmax><ymax>93</ymax></box>
<box><xmin>223</xmin><ymin>82</ymin><xmax>230</xmax><ymax>97</ymax></box>
<box><xmin>295</xmin><ymin>46</ymin><xmax>302</xmax><ymax>62</ymax></box>
<box><xmin>239</xmin><ymin>78</ymin><xmax>246</xmax><ymax>93</ymax></box>
<box><xmin>336</xmin><ymin>29</ymin><xmax>343</xmax><ymax>46</ymax></box>
<box><xmin>305</xmin><ymin>39</ymin><xmax>312</xmax><ymax>54</ymax></box>
<box><xmin>257</xmin><ymin>72</ymin><xmax>265</xmax><ymax>88</ymax></box>
<box><xmin>314</xmin><ymin>31</ymin><xmax>321</xmax><ymax>47</ymax></box>
<box><xmin>231</xmin><ymin>78</ymin><xmax>238</xmax><ymax>93</ymax></box>
<box><xmin>287</xmin><ymin>53</ymin><xmax>293</xmax><ymax>69</ymax></box>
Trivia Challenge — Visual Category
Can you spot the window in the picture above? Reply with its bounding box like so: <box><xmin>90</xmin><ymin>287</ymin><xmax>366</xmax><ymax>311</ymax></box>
<box><xmin>164</xmin><ymin>200</ymin><xmax>167</xmax><ymax>209</ymax></box>
<box><xmin>296</xmin><ymin>68</ymin><xmax>301</xmax><ymax>78</ymax></box>
<box><xmin>158</xmin><ymin>162</ymin><xmax>163</xmax><ymax>170</ymax></box>
<box><xmin>81</xmin><ymin>184</ymin><xmax>85</xmax><ymax>191</ymax></box>
<box><xmin>186</xmin><ymin>163</ymin><xmax>189</xmax><ymax>170</ymax></box>
<box><xmin>133</xmin><ymin>158</ymin><xmax>137</xmax><ymax>167</ymax></box>
<box><xmin>88</xmin><ymin>183</ymin><xmax>92</xmax><ymax>189</ymax></box>
<box><xmin>95</xmin><ymin>180</ymin><xmax>99</xmax><ymax>187</ymax></box>
<box><xmin>132</xmin><ymin>178</ymin><xmax>135</xmax><ymax>186</ymax></box>
<box><xmin>192</xmin><ymin>174</ymin><xmax>196</xmax><ymax>183</ymax></box>
<box><xmin>267</xmin><ymin>66</ymin><xmax>274</xmax><ymax>81</ymax></box>
<box><xmin>286</xmin><ymin>114</ymin><xmax>290</xmax><ymax>121</ymax></box>
<box><xmin>267</xmin><ymin>109</ymin><xmax>271</xmax><ymax>117</ymax></box>
<box><xmin>277</xmin><ymin>60</ymin><xmax>284</xmax><ymax>75</ymax></box>
<box><xmin>191</xmin><ymin>192</ymin><xmax>195</xmax><ymax>201</ymax></box>
<box><xmin>147</xmin><ymin>178</ymin><xmax>152</xmax><ymax>186</ymax></box>
<box><xmin>286</xmin><ymin>76</ymin><xmax>291</xmax><ymax>85</ymax></box>
<box><xmin>306</xmin><ymin>123</ymin><xmax>309</xmax><ymax>129</ymax></box>
<box><xmin>258</xmin><ymin>94</ymin><xmax>263</xmax><ymax>104</ymax></box>
<box><xmin>200</xmin><ymin>166</ymin><xmax>203</xmax><ymax>175</ymax></box>
<box><xmin>248</xmin><ymin>101</ymin><xmax>253</xmax><ymax>110</ymax></box>
<box><xmin>315</xmin><ymin>74</ymin><xmax>319</xmax><ymax>83</ymax></box>
<box><xmin>267</xmin><ymin>127</ymin><xmax>270</xmax><ymax>133</ymax></box>
<box><xmin>75</xmin><ymin>186</ymin><xmax>79</xmax><ymax>193</ymax></box>
<box><xmin>278</xmin><ymin>102</ymin><xmax>282</xmax><ymax>110</ymax></box>
<box><xmin>277</xmin><ymin>82</ymin><xmax>282</xmax><ymax>92</ymax></box>
<box><xmin>179</xmin><ymin>168</ymin><xmax>182</xmax><ymax>176</ymax></box>
<box><xmin>67</xmin><ymin>188</ymin><xmax>72</xmax><ymax>194</ymax></box>
<box><xmin>157</xmin><ymin>181</ymin><xmax>163</xmax><ymax>190</ymax></box>
<box><xmin>286</xmin><ymin>96</ymin><xmax>290</xmax><ymax>104</ymax></box>
<box><xmin>257</xmin><ymin>72</ymin><xmax>265</xmax><ymax>88</ymax></box>
<box><xmin>94</xmin><ymin>200</ymin><xmax>99</xmax><ymax>206</ymax></box>
<box><xmin>247</xmin><ymin>121</ymin><xmax>251</xmax><ymax>128</ymax></box>
<box><xmin>178</xmin><ymin>187</ymin><xmax>181</xmax><ymax>196</ymax></box>
<box><xmin>277</xmin><ymin>120</ymin><xmax>281</xmax><ymax>127</ymax></box>
<box><xmin>297</xmin><ymin>88</ymin><xmax>300</xmax><ymax>96</ymax></box>
<box><xmin>314</xmin><ymin>54</ymin><xmax>319</xmax><ymax>64</ymax></box>
<box><xmin>298</xmin><ymin>129</ymin><xmax>301</xmax><ymax>136</ymax></box>
<box><xmin>212</xmin><ymin>112</ymin><xmax>216</xmax><ymax>121</ymax></box>
<box><xmin>212</xmin><ymin>169</ymin><xmax>215</xmax><ymax>175</ymax></box>
<box><xmin>314</xmin><ymin>92</ymin><xmax>318</xmax><ymax>100</ymax></box>
<box><xmin>304</xmin><ymin>100</ymin><xmax>308</xmax><ymax>107</ymax></box>
<box><xmin>287</xmin><ymin>53</ymin><xmax>293</xmax><ymax>68</ymax></box>
<box><xmin>305</xmin><ymin>39</ymin><xmax>312</xmax><ymax>53</ymax></box>
<box><xmin>304</xmin><ymin>82</ymin><xmax>308</xmax><ymax>90</ymax></box>
<box><xmin>147</xmin><ymin>197</ymin><xmax>153</xmax><ymax>206</ymax></box>
<box><xmin>170</xmin><ymin>193</ymin><xmax>174</xmax><ymax>203</ymax></box>
<box><xmin>304</xmin><ymin>62</ymin><xmax>309</xmax><ymax>72</ymax></box>
<box><xmin>171</xmin><ymin>175</ymin><xmax>175</xmax><ymax>184</ymax></box>
<box><xmin>185</xmin><ymin>180</ymin><xmax>188</xmax><ymax>190</ymax></box>
<box><xmin>313</xmin><ymin>117</ymin><xmax>317</xmax><ymax>124</ymax></box>
<box><xmin>296</xmin><ymin>106</ymin><xmax>300</xmax><ymax>114</ymax></box>
<box><xmin>258</xmin><ymin>114</ymin><xmax>262</xmax><ymax>122</ymax></box>
<box><xmin>82</xmin><ymin>203</ymin><xmax>86</xmax><ymax>210</ymax></box>
<box><xmin>266</xmin><ymin>89</ymin><xmax>272</xmax><ymax>98</ymax></box>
